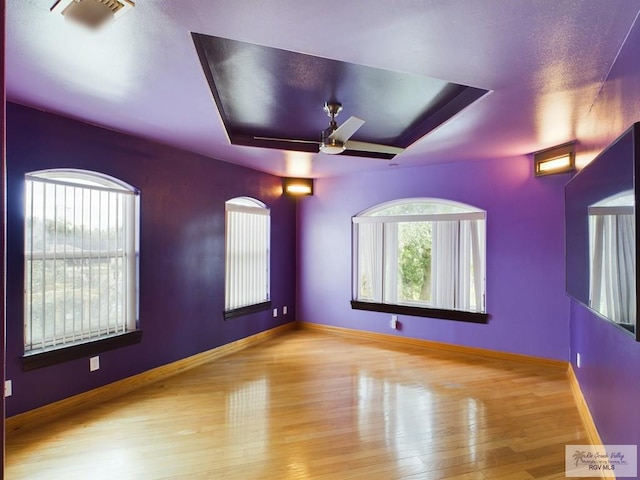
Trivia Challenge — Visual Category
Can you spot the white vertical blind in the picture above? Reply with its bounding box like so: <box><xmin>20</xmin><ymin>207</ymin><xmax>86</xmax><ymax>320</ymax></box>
<box><xmin>24</xmin><ymin>171</ymin><xmax>138</xmax><ymax>352</ymax></box>
<box><xmin>225</xmin><ymin>198</ymin><xmax>270</xmax><ymax>311</ymax></box>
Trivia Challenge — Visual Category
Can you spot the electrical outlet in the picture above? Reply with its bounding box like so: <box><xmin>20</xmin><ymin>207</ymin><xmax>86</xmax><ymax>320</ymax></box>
<box><xmin>283</xmin><ymin>306</ymin><xmax>288</xmax><ymax>315</ymax></box>
<box><xmin>90</xmin><ymin>356</ymin><xmax>100</xmax><ymax>371</ymax></box>
<box><xmin>5</xmin><ymin>380</ymin><xmax>12</xmax><ymax>398</ymax></box>
<box><xmin>273</xmin><ymin>308</ymin><xmax>278</xmax><ymax>317</ymax></box>
<box><xmin>576</xmin><ymin>352</ymin><xmax>581</xmax><ymax>369</ymax></box>
<box><xmin>391</xmin><ymin>315</ymin><xmax>398</xmax><ymax>330</ymax></box>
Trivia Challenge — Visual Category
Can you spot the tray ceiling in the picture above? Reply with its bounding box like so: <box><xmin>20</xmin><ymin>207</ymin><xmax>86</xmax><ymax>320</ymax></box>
<box><xmin>192</xmin><ymin>33</ymin><xmax>488</xmax><ymax>160</ymax></box>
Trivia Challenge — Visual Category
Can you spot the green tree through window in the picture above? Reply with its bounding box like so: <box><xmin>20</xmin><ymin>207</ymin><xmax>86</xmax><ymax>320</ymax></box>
<box><xmin>399</xmin><ymin>222</ymin><xmax>432</xmax><ymax>303</ymax></box>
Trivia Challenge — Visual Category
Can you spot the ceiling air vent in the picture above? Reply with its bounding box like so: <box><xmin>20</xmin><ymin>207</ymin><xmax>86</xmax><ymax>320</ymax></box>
<box><xmin>51</xmin><ymin>0</ymin><xmax>135</xmax><ymax>29</ymax></box>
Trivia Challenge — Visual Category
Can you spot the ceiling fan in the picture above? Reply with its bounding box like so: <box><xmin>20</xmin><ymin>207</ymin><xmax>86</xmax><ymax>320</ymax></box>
<box><xmin>255</xmin><ymin>102</ymin><xmax>404</xmax><ymax>157</ymax></box>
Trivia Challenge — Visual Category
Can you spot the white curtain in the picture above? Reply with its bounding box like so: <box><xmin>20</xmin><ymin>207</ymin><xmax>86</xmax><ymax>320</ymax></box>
<box><xmin>617</xmin><ymin>214</ymin><xmax>636</xmax><ymax>324</ymax></box>
<box><xmin>590</xmin><ymin>214</ymin><xmax>636</xmax><ymax>325</ymax></box>
<box><xmin>590</xmin><ymin>215</ymin><xmax>605</xmax><ymax>313</ymax></box>
<box><xmin>431</xmin><ymin>219</ymin><xmax>484</xmax><ymax>312</ymax></box>
<box><xmin>383</xmin><ymin>223</ymin><xmax>398</xmax><ymax>304</ymax></box>
<box><xmin>357</xmin><ymin>222</ymin><xmax>383</xmax><ymax>302</ymax></box>
<box><xmin>457</xmin><ymin>220</ymin><xmax>484</xmax><ymax>312</ymax></box>
<box><xmin>458</xmin><ymin>221</ymin><xmax>472</xmax><ymax>311</ymax></box>
<box><xmin>431</xmin><ymin>221</ymin><xmax>459</xmax><ymax>310</ymax></box>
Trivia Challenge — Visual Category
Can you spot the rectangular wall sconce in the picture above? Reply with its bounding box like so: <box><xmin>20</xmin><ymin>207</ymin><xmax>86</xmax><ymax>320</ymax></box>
<box><xmin>283</xmin><ymin>177</ymin><xmax>314</xmax><ymax>196</ymax></box>
<box><xmin>533</xmin><ymin>143</ymin><xmax>576</xmax><ymax>177</ymax></box>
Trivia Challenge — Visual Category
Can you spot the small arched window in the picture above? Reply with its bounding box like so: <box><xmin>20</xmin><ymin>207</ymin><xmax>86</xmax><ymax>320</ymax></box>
<box><xmin>224</xmin><ymin>197</ymin><xmax>271</xmax><ymax>317</ymax></box>
<box><xmin>24</xmin><ymin>169</ymin><xmax>139</xmax><ymax>354</ymax></box>
<box><xmin>352</xmin><ymin>198</ymin><xmax>486</xmax><ymax>319</ymax></box>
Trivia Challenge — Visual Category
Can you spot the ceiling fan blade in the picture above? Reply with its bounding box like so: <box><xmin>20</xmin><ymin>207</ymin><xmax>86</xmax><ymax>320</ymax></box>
<box><xmin>254</xmin><ymin>136</ymin><xmax>320</xmax><ymax>145</ymax></box>
<box><xmin>328</xmin><ymin>116</ymin><xmax>365</xmax><ymax>143</ymax></box>
<box><xmin>344</xmin><ymin>140</ymin><xmax>404</xmax><ymax>156</ymax></box>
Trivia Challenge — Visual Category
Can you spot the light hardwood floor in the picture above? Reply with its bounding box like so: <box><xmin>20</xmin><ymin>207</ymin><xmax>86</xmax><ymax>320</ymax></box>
<box><xmin>6</xmin><ymin>330</ymin><xmax>593</xmax><ymax>479</ymax></box>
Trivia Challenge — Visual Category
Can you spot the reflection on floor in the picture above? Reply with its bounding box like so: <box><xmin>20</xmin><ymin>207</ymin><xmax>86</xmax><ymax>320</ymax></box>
<box><xmin>6</xmin><ymin>330</ymin><xmax>590</xmax><ymax>479</ymax></box>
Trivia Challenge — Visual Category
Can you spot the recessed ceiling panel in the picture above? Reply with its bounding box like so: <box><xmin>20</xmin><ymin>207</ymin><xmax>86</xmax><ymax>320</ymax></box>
<box><xmin>193</xmin><ymin>33</ymin><xmax>487</xmax><ymax>158</ymax></box>
<box><xmin>192</xmin><ymin>33</ymin><xmax>489</xmax><ymax>159</ymax></box>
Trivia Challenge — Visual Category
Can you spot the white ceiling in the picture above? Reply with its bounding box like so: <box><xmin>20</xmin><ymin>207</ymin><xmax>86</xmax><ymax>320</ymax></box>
<box><xmin>7</xmin><ymin>0</ymin><xmax>640</xmax><ymax>178</ymax></box>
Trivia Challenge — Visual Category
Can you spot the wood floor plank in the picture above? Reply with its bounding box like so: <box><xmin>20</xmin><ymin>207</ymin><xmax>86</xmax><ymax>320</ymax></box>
<box><xmin>6</xmin><ymin>330</ymin><xmax>591</xmax><ymax>479</ymax></box>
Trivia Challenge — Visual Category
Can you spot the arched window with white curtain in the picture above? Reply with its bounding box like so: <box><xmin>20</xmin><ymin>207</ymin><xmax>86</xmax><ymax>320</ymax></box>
<box><xmin>352</xmin><ymin>198</ymin><xmax>486</xmax><ymax>315</ymax></box>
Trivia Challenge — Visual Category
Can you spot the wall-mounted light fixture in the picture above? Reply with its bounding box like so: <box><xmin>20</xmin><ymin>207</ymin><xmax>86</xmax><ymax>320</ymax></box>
<box><xmin>283</xmin><ymin>177</ymin><xmax>314</xmax><ymax>196</ymax></box>
<box><xmin>533</xmin><ymin>142</ymin><xmax>576</xmax><ymax>177</ymax></box>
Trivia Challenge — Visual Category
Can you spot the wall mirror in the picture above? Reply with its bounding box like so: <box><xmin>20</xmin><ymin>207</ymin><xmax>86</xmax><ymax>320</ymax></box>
<box><xmin>566</xmin><ymin>123</ymin><xmax>639</xmax><ymax>340</ymax></box>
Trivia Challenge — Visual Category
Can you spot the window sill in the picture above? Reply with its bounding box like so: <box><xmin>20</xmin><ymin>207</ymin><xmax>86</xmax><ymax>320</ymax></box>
<box><xmin>224</xmin><ymin>301</ymin><xmax>272</xmax><ymax>320</ymax></box>
<box><xmin>351</xmin><ymin>301</ymin><xmax>489</xmax><ymax>324</ymax></box>
<box><xmin>22</xmin><ymin>330</ymin><xmax>143</xmax><ymax>371</ymax></box>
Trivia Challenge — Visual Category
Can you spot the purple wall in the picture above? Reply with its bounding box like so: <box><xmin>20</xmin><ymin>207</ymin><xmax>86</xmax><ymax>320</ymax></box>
<box><xmin>5</xmin><ymin>103</ymin><xmax>297</xmax><ymax>417</ymax></box>
<box><xmin>570</xmin><ymin>303</ymin><xmax>640</xmax><ymax>444</ymax></box>
<box><xmin>1</xmin><ymin>0</ymin><xmax>6</xmax><ymax>470</ymax></box>
<box><xmin>298</xmin><ymin>155</ymin><xmax>570</xmax><ymax>361</ymax></box>
<box><xmin>568</xmin><ymin>16</ymin><xmax>640</xmax><ymax>446</ymax></box>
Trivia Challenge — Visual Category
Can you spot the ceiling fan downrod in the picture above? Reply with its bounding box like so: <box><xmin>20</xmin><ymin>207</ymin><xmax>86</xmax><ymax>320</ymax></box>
<box><xmin>321</xmin><ymin>102</ymin><xmax>347</xmax><ymax>153</ymax></box>
<box><xmin>324</xmin><ymin>102</ymin><xmax>342</xmax><ymax>132</ymax></box>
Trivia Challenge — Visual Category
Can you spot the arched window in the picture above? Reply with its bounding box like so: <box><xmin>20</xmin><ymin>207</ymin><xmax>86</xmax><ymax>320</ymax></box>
<box><xmin>224</xmin><ymin>197</ymin><xmax>271</xmax><ymax>317</ymax></box>
<box><xmin>352</xmin><ymin>198</ymin><xmax>486</xmax><ymax>320</ymax></box>
<box><xmin>24</xmin><ymin>169</ymin><xmax>139</xmax><ymax>354</ymax></box>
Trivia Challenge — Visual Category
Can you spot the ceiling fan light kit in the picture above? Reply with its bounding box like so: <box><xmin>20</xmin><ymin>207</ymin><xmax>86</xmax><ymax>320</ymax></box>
<box><xmin>320</xmin><ymin>138</ymin><xmax>346</xmax><ymax>154</ymax></box>
<box><xmin>320</xmin><ymin>139</ymin><xmax>345</xmax><ymax>155</ymax></box>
